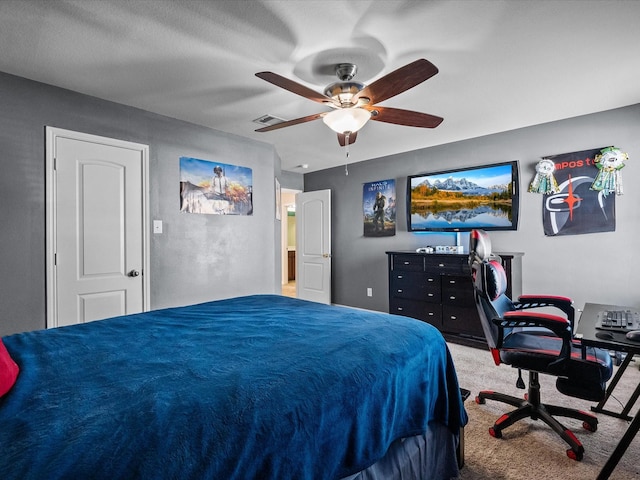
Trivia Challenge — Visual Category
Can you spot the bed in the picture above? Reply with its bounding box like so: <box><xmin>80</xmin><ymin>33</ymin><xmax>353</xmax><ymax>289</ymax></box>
<box><xmin>0</xmin><ymin>294</ymin><xmax>467</xmax><ymax>479</ymax></box>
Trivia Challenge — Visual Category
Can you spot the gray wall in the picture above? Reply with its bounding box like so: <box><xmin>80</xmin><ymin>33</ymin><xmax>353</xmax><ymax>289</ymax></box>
<box><xmin>280</xmin><ymin>169</ymin><xmax>304</xmax><ymax>191</ymax></box>
<box><xmin>305</xmin><ymin>104</ymin><xmax>640</xmax><ymax>315</ymax></box>
<box><xmin>0</xmin><ymin>72</ymin><xmax>282</xmax><ymax>336</ymax></box>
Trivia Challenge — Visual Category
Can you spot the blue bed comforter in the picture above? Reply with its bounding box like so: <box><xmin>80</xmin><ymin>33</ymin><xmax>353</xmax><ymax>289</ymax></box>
<box><xmin>0</xmin><ymin>295</ymin><xmax>467</xmax><ymax>479</ymax></box>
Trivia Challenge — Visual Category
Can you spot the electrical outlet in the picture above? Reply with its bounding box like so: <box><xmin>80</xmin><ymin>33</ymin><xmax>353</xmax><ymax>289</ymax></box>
<box><xmin>367</xmin><ymin>288</ymin><xmax>373</xmax><ymax>297</ymax></box>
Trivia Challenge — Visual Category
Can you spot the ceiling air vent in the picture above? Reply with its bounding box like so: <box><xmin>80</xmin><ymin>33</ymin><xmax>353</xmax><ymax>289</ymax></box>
<box><xmin>253</xmin><ymin>114</ymin><xmax>286</xmax><ymax>127</ymax></box>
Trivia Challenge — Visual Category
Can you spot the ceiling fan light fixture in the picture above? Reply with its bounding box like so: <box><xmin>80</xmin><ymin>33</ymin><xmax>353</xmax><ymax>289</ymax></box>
<box><xmin>322</xmin><ymin>108</ymin><xmax>371</xmax><ymax>134</ymax></box>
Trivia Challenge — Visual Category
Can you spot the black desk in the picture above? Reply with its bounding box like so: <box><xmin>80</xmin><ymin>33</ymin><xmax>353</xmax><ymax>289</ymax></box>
<box><xmin>576</xmin><ymin>303</ymin><xmax>640</xmax><ymax>480</ymax></box>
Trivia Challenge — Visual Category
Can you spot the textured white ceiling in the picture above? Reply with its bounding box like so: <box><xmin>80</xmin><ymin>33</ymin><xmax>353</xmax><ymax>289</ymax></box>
<box><xmin>1</xmin><ymin>0</ymin><xmax>639</xmax><ymax>172</ymax></box>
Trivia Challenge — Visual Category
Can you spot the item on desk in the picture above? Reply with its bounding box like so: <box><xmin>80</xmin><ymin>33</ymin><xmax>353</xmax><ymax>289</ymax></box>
<box><xmin>625</xmin><ymin>330</ymin><xmax>640</xmax><ymax>342</ymax></box>
<box><xmin>595</xmin><ymin>331</ymin><xmax>615</xmax><ymax>341</ymax></box>
<box><xmin>595</xmin><ymin>309</ymin><xmax>640</xmax><ymax>331</ymax></box>
<box><xmin>416</xmin><ymin>247</ymin><xmax>434</xmax><ymax>254</ymax></box>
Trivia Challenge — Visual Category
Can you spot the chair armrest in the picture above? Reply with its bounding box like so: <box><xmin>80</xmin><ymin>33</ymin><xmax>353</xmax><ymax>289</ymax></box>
<box><xmin>515</xmin><ymin>294</ymin><xmax>575</xmax><ymax>331</ymax></box>
<box><xmin>493</xmin><ymin>310</ymin><xmax>573</xmax><ymax>365</ymax></box>
<box><xmin>499</xmin><ymin>310</ymin><xmax>571</xmax><ymax>334</ymax></box>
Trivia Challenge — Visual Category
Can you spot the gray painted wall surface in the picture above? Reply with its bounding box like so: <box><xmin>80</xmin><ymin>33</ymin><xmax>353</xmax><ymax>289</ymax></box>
<box><xmin>280</xmin><ymin>170</ymin><xmax>304</xmax><ymax>191</ymax></box>
<box><xmin>305</xmin><ymin>104</ymin><xmax>640</xmax><ymax>315</ymax></box>
<box><xmin>0</xmin><ymin>72</ymin><xmax>281</xmax><ymax>336</ymax></box>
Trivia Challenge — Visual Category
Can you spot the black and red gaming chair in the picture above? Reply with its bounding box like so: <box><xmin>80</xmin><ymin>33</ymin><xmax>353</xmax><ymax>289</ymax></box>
<box><xmin>469</xmin><ymin>229</ymin><xmax>613</xmax><ymax>460</ymax></box>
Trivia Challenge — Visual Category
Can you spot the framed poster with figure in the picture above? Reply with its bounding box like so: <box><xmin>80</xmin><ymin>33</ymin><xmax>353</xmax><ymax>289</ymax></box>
<box><xmin>363</xmin><ymin>179</ymin><xmax>396</xmax><ymax>237</ymax></box>
<box><xmin>179</xmin><ymin>157</ymin><xmax>253</xmax><ymax>215</ymax></box>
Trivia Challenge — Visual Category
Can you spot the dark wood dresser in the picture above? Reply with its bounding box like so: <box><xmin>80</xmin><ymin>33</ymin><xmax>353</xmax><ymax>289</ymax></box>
<box><xmin>386</xmin><ymin>251</ymin><xmax>522</xmax><ymax>347</ymax></box>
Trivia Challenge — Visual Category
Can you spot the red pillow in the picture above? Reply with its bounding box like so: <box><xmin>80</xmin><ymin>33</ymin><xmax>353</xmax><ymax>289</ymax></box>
<box><xmin>0</xmin><ymin>338</ymin><xmax>19</xmax><ymax>397</ymax></box>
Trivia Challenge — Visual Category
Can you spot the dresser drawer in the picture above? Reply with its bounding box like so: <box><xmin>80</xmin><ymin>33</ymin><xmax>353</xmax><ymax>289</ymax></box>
<box><xmin>391</xmin><ymin>254</ymin><xmax>424</xmax><ymax>272</ymax></box>
<box><xmin>390</xmin><ymin>272</ymin><xmax>440</xmax><ymax>301</ymax></box>
<box><xmin>423</xmin><ymin>255</ymin><xmax>468</xmax><ymax>274</ymax></box>
<box><xmin>389</xmin><ymin>298</ymin><xmax>442</xmax><ymax>327</ymax></box>
<box><xmin>441</xmin><ymin>305</ymin><xmax>483</xmax><ymax>337</ymax></box>
<box><xmin>441</xmin><ymin>275</ymin><xmax>475</xmax><ymax>307</ymax></box>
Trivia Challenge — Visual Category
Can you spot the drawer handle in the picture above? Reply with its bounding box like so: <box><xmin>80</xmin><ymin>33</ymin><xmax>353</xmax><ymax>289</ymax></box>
<box><xmin>449</xmin><ymin>296</ymin><xmax>456</xmax><ymax>300</ymax></box>
<box><xmin>403</xmin><ymin>261</ymin><xmax>410</xmax><ymax>265</ymax></box>
<box><xmin>428</xmin><ymin>312</ymin><xmax>434</xmax><ymax>316</ymax></box>
<box><xmin>449</xmin><ymin>280</ymin><xmax>456</xmax><ymax>284</ymax></box>
<box><xmin>428</xmin><ymin>293</ymin><xmax>434</xmax><ymax>297</ymax></box>
<box><xmin>450</xmin><ymin>316</ymin><xmax>458</xmax><ymax>320</ymax></box>
<box><xmin>438</xmin><ymin>263</ymin><xmax>445</xmax><ymax>267</ymax></box>
<box><xmin>428</xmin><ymin>278</ymin><xmax>434</xmax><ymax>282</ymax></box>
<box><xmin>397</xmin><ymin>289</ymin><xmax>403</xmax><ymax>293</ymax></box>
<box><xmin>397</xmin><ymin>275</ymin><xmax>403</xmax><ymax>279</ymax></box>
<box><xmin>397</xmin><ymin>307</ymin><xmax>404</xmax><ymax>311</ymax></box>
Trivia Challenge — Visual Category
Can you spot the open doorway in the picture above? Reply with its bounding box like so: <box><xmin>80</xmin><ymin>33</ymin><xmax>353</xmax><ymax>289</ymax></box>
<box><xmin>281</xmin><ymin>189</ymin><xmax>300</xmax><ymax>298</ymax></box>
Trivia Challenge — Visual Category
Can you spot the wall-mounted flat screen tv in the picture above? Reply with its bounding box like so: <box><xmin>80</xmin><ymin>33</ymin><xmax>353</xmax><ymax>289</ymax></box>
<box><xmin>407</xmin><ymin>161</ymin><xmax>519</xmax><ymax>232</ymax></box>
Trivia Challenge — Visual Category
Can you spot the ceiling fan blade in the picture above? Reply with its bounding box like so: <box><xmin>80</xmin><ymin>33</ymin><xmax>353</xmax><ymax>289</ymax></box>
<box><xmin>255</xmin><ymin>112</ymin><xmax>326</xmax><ymax>132</ymax></box>
<box><xmin>365</xmin><ymin>106</ymin><xmax>443</xmax><ymax>128</ymax></box>
<box><xmin>354</xmin><ymin>59</ymin><xmax>438</xmax><ymax>105</ymax></box>
<box><xmin>256</xmin><ymin>71</ymin><xmax>337</xmax><ymax>105</ymax></box>
<box><xmin>337</xmin><ymin>131</ymin><xmax>358</xmax><ymax>146</ymax></box>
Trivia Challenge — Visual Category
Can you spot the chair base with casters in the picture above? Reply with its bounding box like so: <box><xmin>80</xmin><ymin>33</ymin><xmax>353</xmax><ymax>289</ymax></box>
<box><xmin>475</xmin><ymin>370</ymin><xmax>597</xmax><ymax>461</ymax></box>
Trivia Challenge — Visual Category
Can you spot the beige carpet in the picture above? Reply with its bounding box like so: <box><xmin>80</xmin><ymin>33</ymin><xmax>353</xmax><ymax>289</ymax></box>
<box><xmin>447</xmin><ymin>341</ymin><xmax>640</xmax><ymax>479</ymax></box>
<box><xmin>281</xmin><ymin>281</ymin><xmax>296</xmax><ymax>298</ymax></box>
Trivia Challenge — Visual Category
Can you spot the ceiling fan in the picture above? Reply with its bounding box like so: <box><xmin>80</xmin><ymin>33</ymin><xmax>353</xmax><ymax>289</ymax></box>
<box><xmin>255</xmin><ymin>59</ymin><xmax>443</xmax><ymax>146</ymax></box>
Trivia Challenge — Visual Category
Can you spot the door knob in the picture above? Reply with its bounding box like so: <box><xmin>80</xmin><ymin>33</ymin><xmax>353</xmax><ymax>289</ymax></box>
<box><xmin>128</xmin><ymin>270</ymin><xmax>140</xmax><ymax>277</ymax></box>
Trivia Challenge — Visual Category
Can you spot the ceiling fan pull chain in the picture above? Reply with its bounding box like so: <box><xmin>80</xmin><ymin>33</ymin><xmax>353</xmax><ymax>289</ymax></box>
<box><xmin>344</xmin><ymin>132</ymin><xmax>350</xmax><ymax>175</ymax></box>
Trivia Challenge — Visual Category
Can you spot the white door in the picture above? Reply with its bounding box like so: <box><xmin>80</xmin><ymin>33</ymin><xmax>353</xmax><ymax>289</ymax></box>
<box><xmin>46</xmin><ymin>127</ymin><xmax>149</xmax><ymax>327</ymax></box>
<box><xmin>296</xmin><ymin>189</ymin><xmax>331</xmax><ymax>304</ymax></box>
